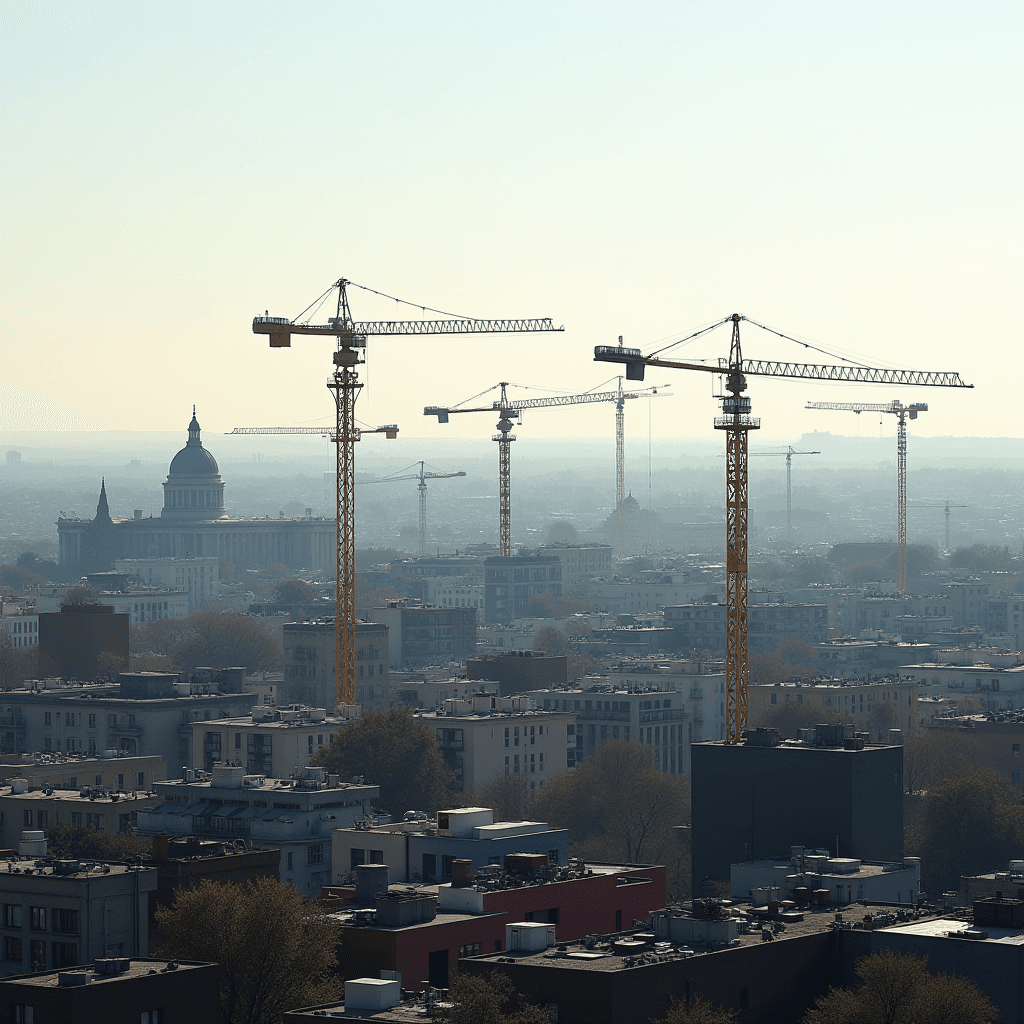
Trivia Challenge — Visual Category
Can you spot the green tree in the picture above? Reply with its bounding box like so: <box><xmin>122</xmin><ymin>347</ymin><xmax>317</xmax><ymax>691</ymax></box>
<box><xmin>479</xmin><ymin>769</ymin><xmax>534</xmax><ymax>822</ymax></box>
<box><xmin>0</xmin><ymin>563</ymin><xmax>48</xmax><ymax>591</ymax></box>
<box><xmin>0</xmin><ymin>633</ymin><xmax>36</xmax><ymax>688</ymax></box>
<box><xmin>434</xmin><ymin>971</ymin><xmax>548</xmax><ymax>1024</ymax></box>
<box><xmin>803</xmin><ymin>949</ymin><xmax>998</xmax><ymax>1024</ymax></box>
<box><xmin>949</xmin><ymin>544</ymin><xmax>1013</xmax><ymax>574</ymax></box>
<box><xmin>535</xmin><ymin>740</ymin><xmax>689</xmax><ymax>867</ymax></box>
<box><xmin>46</xmin><ymin>824</ymin><xmax>151</xmax><ymax>861</ymax></box>
<box><xmin>915</xmin><ymin>764</ymin><xmax>1024</xmax><ymax>896</ymax></box>
<box><xmin>272</xmin><ymin>578</ymin><xmax>314</xmax><ymax>604</ymax></box>
<box><xmin>133</xmin><ymin>608</ymin><xmax>279</xmax><ymax>673</ymax></box>
<box><xmin>154</xmin><ymin>877</ymin><xmax>340</xmax><ymax>1024</ymax></box>
<box><xmin>532</xmin><ymin>626</ymin><xmax>568</xmax><ymax>657</ymax></box>
<box><xmin>313</xmin><ymin>707</ymin><xmax>456</xmax><ymax>814</ymax></box>
<box><xmin>655</xmin><ymin>995</ymin><xmax>737</xmax><ymax>1024</ymax></box>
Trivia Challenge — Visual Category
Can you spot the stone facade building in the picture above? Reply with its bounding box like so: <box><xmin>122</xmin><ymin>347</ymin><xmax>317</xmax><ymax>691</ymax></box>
<box><xmin>57</xmin><ymin>410</ymin><xmax>334</xmax><ymax>574</ymax></box>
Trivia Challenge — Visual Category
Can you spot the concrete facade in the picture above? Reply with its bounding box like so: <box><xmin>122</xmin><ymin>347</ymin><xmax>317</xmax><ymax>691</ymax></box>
<box><xmin>415</xmin><ymin>696</ymin><xmax>577</xmax><ymax>795</ymax></box>
<box><xmin>282</xmin><ymin>620</ymin><xmax>390</xmax><ymax>711</ymax></box>
<box><xmin>0</xmin><ymin>753</ymin><xmax>166</xmax><ymax>791</ymax></box>
<box><xmin>369</xmin><ymin>601</ymin><xmax>476</xmax><ymax>669</ymax></box>
<box><xmin>137</xmin><ymin>763</ymin><xmax>378</xmax><ymax>896</ymax></box>
<box><xmin>333</xmin><ymin>807</ymin><xmax>570</xmax><ymax>883</ymax></box>
<box><xmin>484</xmin><ymin>556</ymin><xmax>563</xmax><ymax>624</ymax></box>
<box><xmin>0</xmin><ymin>857</ymin><xmax>156</xmax><ymax>975</ymax></box>
<box><xmin>113</xmin><ymin>556</ymin><xmax>220</xmax><ymax>612</ymax></box>
<box><xmin>665</xmin><ymin>602</ymin><xmax>829</xmax><ymax>653</ymax></box>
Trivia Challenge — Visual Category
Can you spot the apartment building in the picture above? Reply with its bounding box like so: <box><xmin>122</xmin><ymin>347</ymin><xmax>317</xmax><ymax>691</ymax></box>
<box><xmin>415</xmin><ymin>696</ymin><xmax>576</xmax><ymax>795</ymax></box>
<box><xmin>665</xmin><ymin>602</ymin><xmax>828</xmax><ymax>653</ymax></box>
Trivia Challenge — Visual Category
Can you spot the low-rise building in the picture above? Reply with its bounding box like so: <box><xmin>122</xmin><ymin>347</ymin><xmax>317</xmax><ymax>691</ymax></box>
<box><xmin>191</xmin><ymin>704</ymin><xmax>354</xmax><ymax>775</ymax></box>
<box><xmin>0</xmin><ymin>612</ymin><xmax>38</xmax><ymax>650</ymax></box>
<box><xmin>1</xmin><ymin>679</ymin><xmax>256</xmax><ymax>769</ymax></box>
<box><xmin>0</xmin><ymin>852</ymin><xmax>157</xmax><ymax>975</ymax></box>
<box><xmin>283</xmin><ymin>619</ymin><xmax>390</xmax><ymax>711</ymax></box>
<box><xmin>146</xmin><ymin>833</ymin><xmax>280</xmax><ymax>920</ymax></box>
<box><xmin>37</xmin><ymin>604</ymin><xmax>129</xmax><ymax>681</ymax></box>
<box><xmin>0</xmin><ymin>752</ymin><xmax>166</xmax><ymax>791</ymax></box>
<box><xmin>749</xmin><ymin>679</ymin><xmax>918</xmax><ymax>739</ymax></box>
<box><xmin>0</xmin><ymin>957</ymin><xmax>221</xmax><ymax>1024</ymax></box>
<box><xmin>730</xmin><ymin>846</ymin><xmax>921</xmax><ymax>905</ymax></box>
<box><xmin>137</xmin><ymin>763</ymin><xmax>378</xmax><ymax>896</ymax></box>
<box><xmin>415</xmin><ymin>696</ymin><xmax>575</xmax><ymax>795</ymax></box>
<box><xmin>96</xmin><ymin>588</ymin><xmax>189</xmax><ymax>627</ymax></box>
<box><xmin>466</xmin><ymin>651</ymin><xmax>567</xmax><ymax>694</ymax></box>
<box><xmin>329</xmin><ymin>857</ymin><xmax>666</xmax><ymax>989</ymax></box>
<box><xmin>986</xmin><ymin>593</ymin><xmax>1024</xmax><ymax>652</ymax></box>
<box><xmin>333</xmin><ymin>807</ymin><xmax>570</xmax><ymax>883</ymax></box>
<box><xmin>665</xmin><ymin>602</ymin><xmax>829</xmax><ymax>654</ymax></box>
<box><xmin>114</xmin><ymin>556</ymin><xmax>220</xmax><ymax>611</ymax></box>
<box><xmin>522</xmin><ymin>678</ymin><xmax>722</xmax><ymax>773</ymax></box>
<box><xmin>0</xmin><ymin>784</ymin><xmax>162</xmax><ymax>850</ymax></box>
<box><xmin>391</xmin><ymin>678</ymin><xmax>499</xmax><ymax>710</ymax></box>
<box><xmin>369</xmin><ymin>600</ymin><xmax>477</xmax><ymax>669</ymax></box>
<box><xmin>899</xmin><ymin>660</ymin><xmax>1024</xmax><ymax>712</ymax></box>
<box><xmin>425</xmin><ymin>576</ymin><xmax>485</xmax><ymax>615</ymax></box>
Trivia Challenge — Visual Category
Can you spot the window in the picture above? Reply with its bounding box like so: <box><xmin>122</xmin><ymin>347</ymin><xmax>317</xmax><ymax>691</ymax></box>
<box><xmin>1014</xmin><ymin>771</ymin><xmax>1021</xmax><ymax>786</ymax></box>
<box><xmin>44</xmin><ymin>713</ymin><xmax>51</xmax><ymax>726</ymax></box>
<box><xmin>52</xmin><ymin>909</ymin><xmax>79</xmax><ymax>935</ymax></box>
<box><xmin>4</xmin><ymin>936</ymin><xmax>22</xmax><ymax>961</ymax></box>
<box><xmin>286</xmin><ymin>852</ymin><xmax>293</xmax><ymax>871</ymax></box>
<box><xmin>29</xmin><ymin>908</ymin><xmax>45</xmax><ymax>931</ymax></box>
<box><xmin>770</xmin><ymin>693</ymin><xmax>777</xmax><ymax>705</ymax></box>
<box><xmin>458</xmin><ymin>943</ymin><xmax>482</xmax><ymax>958</ymax></box>
<box><xmin>141</xmin><ymin>1012</ymin><xmax>164</xmax><ymax>1024</ymax></box>
<box><xmin>30</xmin><ymin>940</ymin><xmax>44</xmax><ymax>970</ymax></box>
<box><xmin>71</xmin><ymin>812</ymin><xmax>82</xmax><ymax>826</ymax></box>
<box><xmin>36</xmin><ymin>811</ymin><xmax>47</xmax><ymax>828</ymax></box>
<box><xmin>4</xmin><ymin>903</ymin><xmax>23</xmax><ymax>929</ymax></box>
<box><xmin>22</xmin><ymin>810</ymin><xmax>32</xmax><ymax>827</ymax></box>
<box><xmin>504</xmin><ymin>727</ymin><xmax>509</xmax><ymax>748</ymax></box>
<box><xmin>12</xmin><ymin>1005</ymin><xmax>33</xmax><ymax>1024</ymax></box>
<box><xmin>307</xmin><ymin>844</ymin><xmax>324</xmax><ymax>865</ymax></box>
<box><xmin>235</xmin><ymin>734</ymin><xmax>242</xmax><ymax>749</ymax></box>
<box><xmin>1014</xmin><ymin>744</ymin><xmax>1020</xmax><ymax>758</ymax></box>
<box><xmin>88</xmin><ymin>714</ymin><xmax>96</xmax><ymax>728</ymax></box>
<box><xmin>138</xmin><ymin>772</ymin><xmax>145</xmax><ymax>788</ymax></box>
<box><xmin>51</xmin><ymin>942</ymin><xmax>78</xmax><ymax>968</ymax></box>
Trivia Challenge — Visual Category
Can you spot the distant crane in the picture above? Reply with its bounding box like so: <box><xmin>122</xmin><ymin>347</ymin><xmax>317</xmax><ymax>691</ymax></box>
<box><xmin>595</xmin><ymin>314</ymin><xmax>970</xmax><ymax>742</ymax></box>
<box><xmin>748</xmin><ymin>447</ymin><xmax>820</xmax><ymax>546</ymax></box>
<box><xmin>909</xmin><ymin>499</ymin><xmax>969</xmax><ymax>553</ymax></box>
<box><xmin>805</xmin><ymin>400</ymin><xmax>927</xmax><ymax>594</ymax></box>
<box><xmin>357</xmin><ymin>462</ymin><xmax>467</xmax><ymax>556</ymax></box>
<box><xmin>252</xmin><ymin>277</ymin><xmax>561</xmax><ymax>706</ymax></box>
<box><xmin>425</xmin><ymin>379</ymin><xmax>667</xmax><ymax>557</ymax></box>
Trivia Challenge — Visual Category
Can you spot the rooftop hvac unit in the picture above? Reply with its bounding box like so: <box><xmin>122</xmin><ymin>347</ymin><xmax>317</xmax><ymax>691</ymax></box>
<box><xmin>507</xmin><ymin>922</ymin><xmax>555</xmax><ymax>952</ymax></box>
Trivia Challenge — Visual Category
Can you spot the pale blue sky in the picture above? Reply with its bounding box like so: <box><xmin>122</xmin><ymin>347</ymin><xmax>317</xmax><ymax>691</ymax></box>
<box><xmin>2</xmin><ymin>0</ymin><xmax>1020</xmax><ymax>441</ymax></box>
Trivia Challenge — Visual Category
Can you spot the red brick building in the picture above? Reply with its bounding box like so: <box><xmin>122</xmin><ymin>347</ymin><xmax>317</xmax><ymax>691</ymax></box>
<box><xmin>335</xmin><ymin>861</ymin><xmax>666</xmax><ymax>988</ymax></box>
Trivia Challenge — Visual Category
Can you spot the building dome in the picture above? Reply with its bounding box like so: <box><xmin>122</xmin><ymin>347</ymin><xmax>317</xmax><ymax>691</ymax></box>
<box><xmin>169</xmin><ymin>409</ymin><xmax>221</xmax><ymax>477</ymax></box>
<box><xmin>161</xmin><ymin>408</ymin><xmax>227</xmax><ymax>520</ymax></box>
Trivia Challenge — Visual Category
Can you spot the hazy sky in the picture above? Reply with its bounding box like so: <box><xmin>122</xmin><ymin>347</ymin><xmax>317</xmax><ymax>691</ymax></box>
<box><xmin>2</xmin><ymin>1</ymin><xmax>1020</xmax><ymax>444</ymax></box>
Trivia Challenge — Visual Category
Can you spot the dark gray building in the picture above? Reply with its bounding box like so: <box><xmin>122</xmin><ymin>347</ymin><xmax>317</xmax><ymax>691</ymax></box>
<box><xmin>690</xmin><ymin>730</ymin><xmax>903</xmax><ymax>897</ymax></box>
<box><xmin>665</xmin><ymin>602</ymin><xmax>828</xmax><ymax>654</ymax></box>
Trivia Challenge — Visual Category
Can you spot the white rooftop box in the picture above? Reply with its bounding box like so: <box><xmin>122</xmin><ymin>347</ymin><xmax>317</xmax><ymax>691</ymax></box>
<box><xmin>507</xmin><ymin>922</ymin><xmax>555</xmax><ymax>952</ymax></box>
<box><xmin>345</xmin><ymin>977</ymin><xmax>401</xmax><ymax>1011</ymax></box>
<box><xmin>473</xmin><ymin>821</ymin><xmax>547</xmax><ymax>840</ymax></box>
<box><xmin>437</xmin><ymin>807</ymin><xmax>493</xmax><ymax>837</ymax></box>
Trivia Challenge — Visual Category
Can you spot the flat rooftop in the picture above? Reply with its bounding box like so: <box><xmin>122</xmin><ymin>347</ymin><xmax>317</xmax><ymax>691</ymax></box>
<box><xmin>881</xmin><ymin>917</ymin><xmax>1024</xmax><ymax>945</ymax></box>
<box><xmin>5</xmin><ymin>958</ymin><xmax>212</xmax><ymax>988</ymax></box>
<box><xmin>0</xmin><ymin>857</ymin><xmax>151</xmax><ymax>880</ymax></box>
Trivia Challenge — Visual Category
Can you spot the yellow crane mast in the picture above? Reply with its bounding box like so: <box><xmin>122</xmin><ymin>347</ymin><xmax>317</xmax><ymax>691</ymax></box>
<box><xmin>805</xmin><ymin>400</ymin><xmax>927</xmax><ymax>593</ymax></box>
<box><xmin>595</xmin><ymin>314</ymin><xmax>970</xmax><ymax>742</ymax></box>
<box><xmin>252</xmin><ymin>277</ymin><xmax>560</xmax><ymax>707</ymax></box>
<box><xmin>424</xmin><ymin>380</ymin><xmax>667</xmax><ymax>557</ymax></box>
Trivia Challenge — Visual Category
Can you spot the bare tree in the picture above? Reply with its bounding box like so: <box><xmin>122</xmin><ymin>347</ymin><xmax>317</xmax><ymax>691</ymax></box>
<box><xmin>479</xmin><ymin>770</ymin><xmax>534</xmax><ymax>822</ymax></box>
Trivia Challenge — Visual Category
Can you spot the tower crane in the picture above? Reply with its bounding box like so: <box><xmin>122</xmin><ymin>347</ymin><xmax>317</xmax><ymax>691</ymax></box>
<box><xmin>252</xmin><ymin>277</ymin><xmax>561</xmax><ymax>707</ymax></box>
<box><xmin>748</xmin><ymin>447</ymin><xmax>820</xmax><ymax>546</ymax></box>
<box><xmin>424</xmin><ymin>380</ymin><xmax>667</xmax><ymax>557</ymax></box>
<box><xmin>909</xmin><ymin>499</ymin><xmax>969</xmax><ymax>553</ymax></box>
<box><xmin>805</xmin><ymin>400</ymin><xmax>927</xmax><ymax>594</ymax></box>
<box><xmin>356</xmin><ymin>462</ymin><xmax>467</xmax><ymax>556</ymax></box>
<box><xmin>595</xmin><ymin>314</ymin><xmax>970</xmax><ymax>742</ymax></box>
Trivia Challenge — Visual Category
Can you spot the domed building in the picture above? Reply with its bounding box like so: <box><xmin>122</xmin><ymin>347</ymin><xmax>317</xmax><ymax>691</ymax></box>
<box><xmin>58</xmin><ymin>409</ymin><xmax>334</xmax><ymax>574</ymax></box>
<box><xmin>161</xmin><ymin>408</ymin><xmax>226</xmax><ymax>520</ymax></box>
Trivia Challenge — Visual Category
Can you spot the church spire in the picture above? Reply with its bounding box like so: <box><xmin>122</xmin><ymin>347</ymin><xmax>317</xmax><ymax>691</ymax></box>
<box><xmin>95</xmin><ymin>478</ymin><xmax>111</xmax><ymax>522</ymax></box>
<box><xmin>187</xmin><ymin>405</ymin><xmax>201</xmax><ymax>446</ymax></box>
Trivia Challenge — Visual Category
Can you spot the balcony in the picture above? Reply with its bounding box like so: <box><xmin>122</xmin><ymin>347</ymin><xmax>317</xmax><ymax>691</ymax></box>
<box><xmin>639</xmin><ymin>709</ymin><xmax>689</xmax><ymax>724</ymax></box>
<box><xmin>689</xmin><ymin>688</ymin><xmax>704</xmax><ymax>700</ymax></box>
<box><xmin>437</xmin><ymin>738</ymin><xmax>464</xmax><ymax>750</ymax></box>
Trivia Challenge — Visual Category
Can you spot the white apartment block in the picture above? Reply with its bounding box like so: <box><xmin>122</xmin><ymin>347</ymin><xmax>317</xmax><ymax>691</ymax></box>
<box><xmin>114</xmin><ymin>557</ymin><xmax>220</xmax><ymax>611</ymax></box>
<box><xmin>0</xmin><ymin>612</ymin><xmax>38</xmax><ymax>649</ymax></box>
<box><xmin>415</xmin><ymin>695</ymin><xmax>577</xmax><ymax>796</ymax></box>
<box><xmin>97</xmin><ymin>589</ymin><xmax>189</xmax><ymax>626</ymax></box>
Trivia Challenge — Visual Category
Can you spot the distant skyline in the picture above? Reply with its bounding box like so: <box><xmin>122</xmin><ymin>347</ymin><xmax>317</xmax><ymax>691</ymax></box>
<box><xmin>2</xmin><ymin>1</ymin><xmax>1020</xmax><ymax>442</ymax></box>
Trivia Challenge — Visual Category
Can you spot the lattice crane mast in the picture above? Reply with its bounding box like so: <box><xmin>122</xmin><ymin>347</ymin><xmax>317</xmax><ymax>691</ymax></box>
<box><xmin>425</xmin><ymin>380</ymin><xmax>667</xmax><ymax>557</ymax></box>
<box><xmin>595</xmin><ymin>313</ymin><xmax>970</xmax><ymax>742</ymax></box>
<box><xmin>748</xmin><ymin>447</ymin><xmax>820</xmax><ymax>546</ymax></box>
<box><xmin>805</xmin><ymin>400</ymin><xmax>927</xmax><ymax>594</ymax></box>
<box><xmin>252</xmin><ymin>277</ymin><xmax>561</xmax><ymax>707</ymax></box>
<box><xmin>909</xmin><ymin>499</ymin><xmax>969</xmax><ymax>553</ymax></box>
<box><xmin>356</xmin><ymin>462</ymin><xmax>467</xmax><ymax>556</ymax></box>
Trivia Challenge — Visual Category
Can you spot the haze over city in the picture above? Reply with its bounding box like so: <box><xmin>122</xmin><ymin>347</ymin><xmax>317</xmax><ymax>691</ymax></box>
<box><xmin>1</xmin><ymin>4</ymin><xmax>1022</xmax><ymax>1024</ymax></box>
